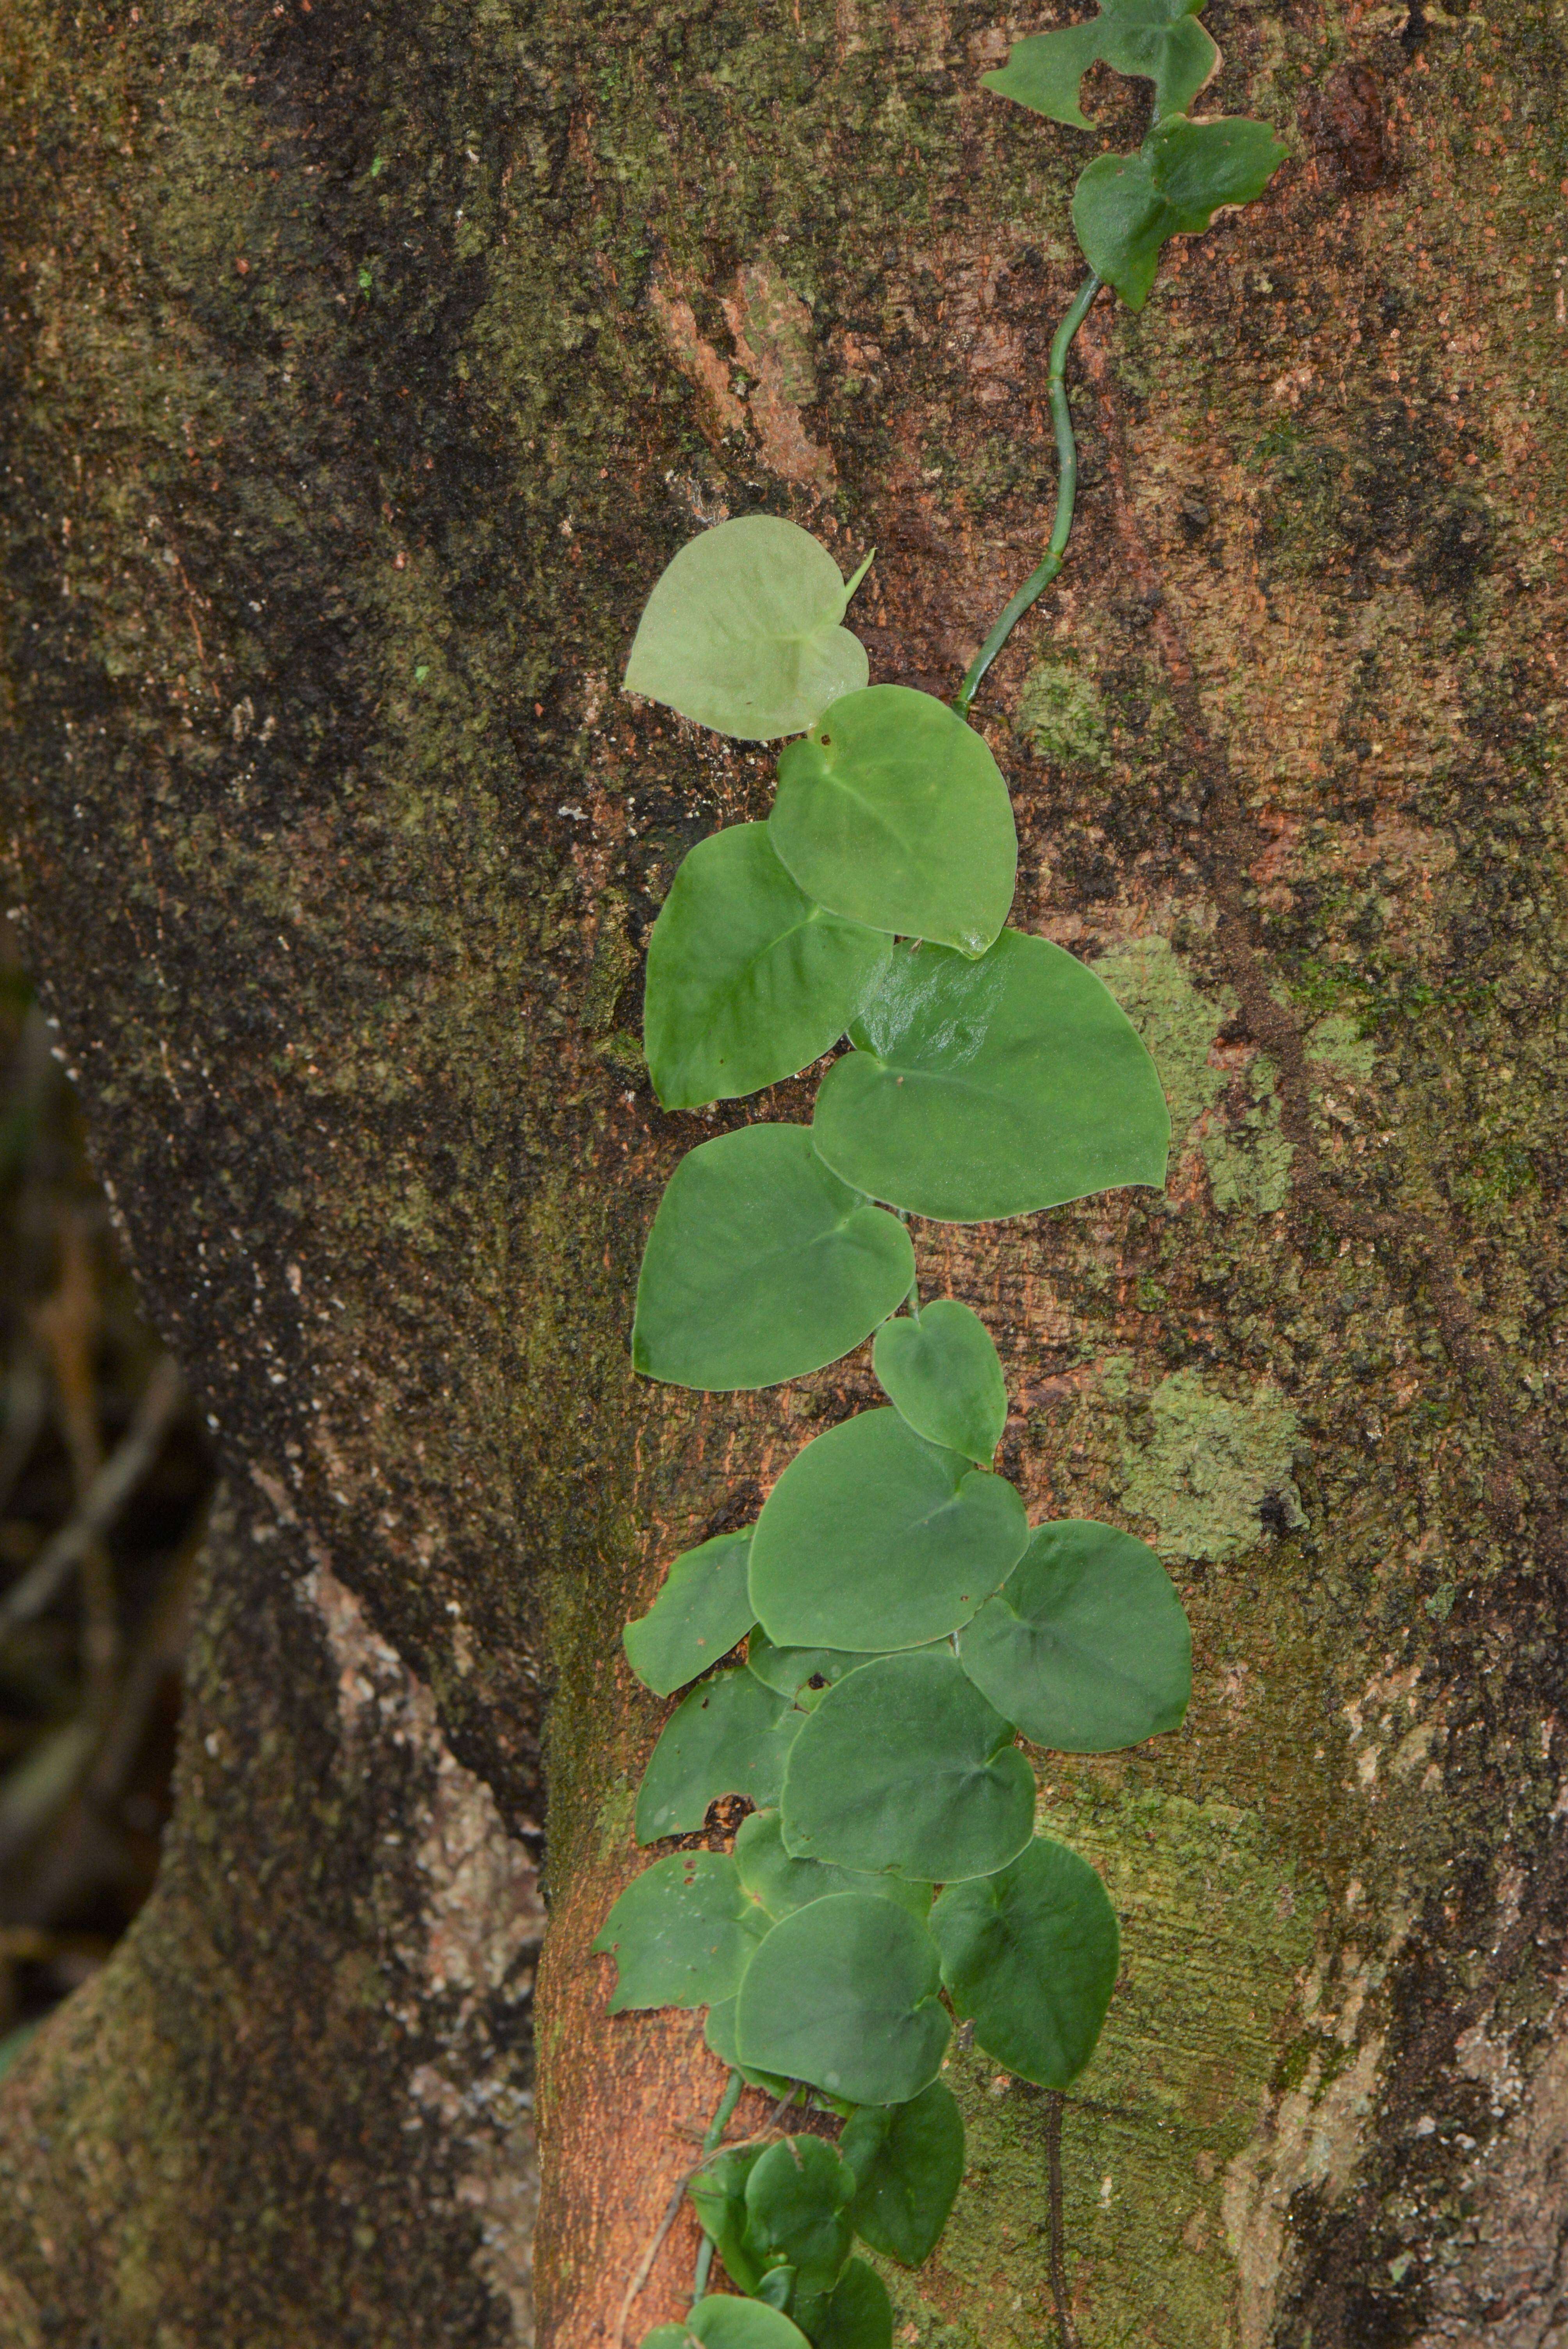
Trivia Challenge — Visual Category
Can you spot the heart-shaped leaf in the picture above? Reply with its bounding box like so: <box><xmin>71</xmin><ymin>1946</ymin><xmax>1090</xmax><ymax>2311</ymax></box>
<box><xmin>780</xmin><ymin>1649</ymin><xmax>1036</xmax><ymax>1881</ymax></box>
<box><xmin>982</xmin><ymin>0</ymin><xmax>1217</xmax><ymax>132</ymax></box>
<box><xmin>624</xmin><ymin>1531</ymin><xmax>756</xmax><ymax>1698</ymax></box>
<box><xmin>957</xmin><ymin>1518</ymin><xmax>1190</xmax><ymax>1751</ymax></box>
<box><xmin>743</xmin><ymin>2135</ymin><xmax>857</xmax><ymax>2299</ymax></box>
<box><xmin>746</xmin><ymin>1633</ymin><xmax>866</xmax><ymax>1711</ymax></box>
<box><xmin>635</xmin><ymin>1668</ymin><xmax>803</xmax><ymax>1844</ymax></box>
<box><xmin>929</xmin><ymin>1836</ymin><xmax>1119</xmax><ymax>2089</ymax></box>
<box><xmin>592</xmin><ymin>1850</ymin><xmax>767</xmax><ymax>2012</ymax></box>
<box><xmin>840</xmin><ymin>2080</ymin><xmax>966</xmax><ymax>2267</ymax></box>
<box><xmin>748</xmin><ymin>1408</ymin><xmax>1029</xmax><ymax>1652</ymax></box>
<box><xmin>873</xmin><ymin>1300</ymin><xmax>1007</xmax><ymax>1463</ymax></box>
<box><xmin>811</xmin><ymin>931</ymin><xmax>1171</xmax><ymax>1223</ymax></box>
<box><xmin>690</xmin><ymin>2148</ymin><xmax>766</xmax><ymax>2296</ymax></box>
<box><xmin>735</xmin><ymin>1807</ymin><xmax>932</xmax><ymax>1924</ymax></box>
<box><xmin>644</xmin><ymin>825</ymin><xmax>892</xmax><ymax>1110</ymax></box>
<box><xmin>633</xmin><ymin>1125</ymin><xmax>915</xmax><ymax>1391</ymax></box>
<box><xmin>799</xmin><ymin>2258</ymin><xmax>893</xmax><ymax>2349</ymax></box>
<box><xmin>625</xmin><ymin>517</ymin><xmax>870</xmax><ymax>741</ymax></box>
<box><xmin>644</xmin><ymin>2296</ymin><xmax>813</xmax><ymax>2349</ymax></box>
<box><xmin>1073</xmin><ymin>115</ymin><xmax>1288</xmax><ymax>313</ymax></box>
<box><xmin>770</xmin><ymin>686</ymin><xmax>1017</xmax><ymax>956</ymax></box>
<box><xmin>735</xmin><ymin>1893</ymin><xmax>951</xmax><ymax>2106</ymax></box>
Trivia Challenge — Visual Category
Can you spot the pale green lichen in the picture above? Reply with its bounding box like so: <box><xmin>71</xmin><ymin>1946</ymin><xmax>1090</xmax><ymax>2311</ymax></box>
<box><xmin>1202</xmin><ymin>1055</ymin><xmax>1294</xmax><ymax>1215</ymax></box>
<box><xmin>1013</xmin><ymin>660</ymin><xmax>1112</xmax><ymax>769</ymax></box>
<box><xmin>1307</xmin><ymin>1012</ymin><xmax>1377</xmax><ymax>1085</ymax></box>
<box><xmin>1119</xmin><ymin>1370</ymin><xmax>1304</xmax><ymax>1563</ymax></box>
<box><xmin>1093</xmin><ymin>934</ymin><xmax>1225</xmax><ymax>1137</ymax></box>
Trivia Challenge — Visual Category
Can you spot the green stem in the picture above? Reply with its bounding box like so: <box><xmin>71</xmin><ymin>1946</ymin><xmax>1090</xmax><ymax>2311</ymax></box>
<box><xmin>954</xmin><ymin>271</ymin><xmax>1102</xmax><ymax>718</ymax></box>
<box><xmin>690</xmin><ymin>2070</ymin><xmax>745</xmax><ymax>2308</ymax></box>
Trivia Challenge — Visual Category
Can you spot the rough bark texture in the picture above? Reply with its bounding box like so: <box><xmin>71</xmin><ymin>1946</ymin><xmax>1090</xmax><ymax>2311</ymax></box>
<box><xmin>1</xmin><ymin>1</ymin><xmax>1565</xmax><ymax>2344</ymax></box>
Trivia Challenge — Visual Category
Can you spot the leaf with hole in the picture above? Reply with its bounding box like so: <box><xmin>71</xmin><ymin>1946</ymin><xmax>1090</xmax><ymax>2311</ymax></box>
<box><xmin>644</xmin><ymin>825</ymin><xmax>892</xmax><ymax>1109</ymax></box>
<box><xmin>873</xmin><ymin>1300</ymin><xmax>1007</xmax><ymax>1463</ymax></box>
<box><xmin>929</xmin><ymin>1836</ymin><xmax>1119</xmax><ymax>2089</ymax></box>
<box><xmin>633</xmin><ymin>1125</ymin><xmax>915</xmax><ymax>1391</ymax></box>
<box><xmin>747</xmin><ymin>1633</ymin><xmax>867</xmax><ymax>1711</ymax></box>
<box><xmin>624</xmin><ymin>1531</ymin><xmax>755</xmax><ymax>1698</ymax></box>
<box><xmin>811</xmin><ymin>930</ymin><xmax>1170</xmax><ymax>1223</ymax></box>
<box><xmin>770</xmin><ymin>687</ymin><xmax>1017</xmax><ymax>957</ymax></box>
<box><xmin>750</xmin><ymin>1409</ymin><xmax>1027</xmax><ymax>1653</ymax></box>
<box><xmin>982</xmin><ymin>0</ymin><xmax>1217</xmax><ymax>132</ymax></box>
<box><xmin>735</xmin><ymin>1808</ymin><xmax>932</xmax><ymax>1924</ymax></box>
<box><xmin>780</xmin><ymin>1649</ymin><xmax>1035</xmax><ymax>1881</ymax></box>
<box><xmin>797</xmin><ymin>2258</ymin><xmax>893</xmax><ymax>2349</ymax></box>
<box><xmin>624</xmin><ymin>516</ymin><xmax>870</xmax><ymax>741</ymax></box>
<box><xmin>634</xmin><ymin>1668</ymin><xmax>803</xmax><ymax>1844</ymax></box>
<box><xmin>839</xmin><ymin>2080</ymin><xmax>966</xmax><ymax>2268</ymax></box>
<box><xmin>735</xmin><ymin>1893</ymin><xmax>951</xmax><ymax>2106</ymax></box>
<box><xmin>743</xmin><ymin>2135</ymin><xmax>856</xmax><ymax>2300</ymax></box>
<box><xmin>1073</xmin><ymin>115</ymin><xmax>1288</xmax><ymax>313</ymax></box>
<box><xmin>957</xmin><ymin>1518</ymin><xmax>1190</xmax><ymax>1752</ymax></box>
<box><xmin>592</xmin><ymin>1850</ymin><xmax>767</xmax><ymax>2012</ymax></box>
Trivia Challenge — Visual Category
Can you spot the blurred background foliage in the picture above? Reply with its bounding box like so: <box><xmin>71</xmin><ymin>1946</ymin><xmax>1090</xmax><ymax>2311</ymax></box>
<box><xmin>0</xmin><ymin>941</ymin><xmax>213</xmax><ymax>2086</ymax></box>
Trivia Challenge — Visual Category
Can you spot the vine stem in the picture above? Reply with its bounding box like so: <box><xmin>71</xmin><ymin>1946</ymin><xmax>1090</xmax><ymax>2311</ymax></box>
<box><xmin>1044</xmin><ymin>2091</ymin><xmax>1079</xmax><ymax>2349</ymax></box>
<box><xmin>690</xmin><ymin>2070</ymin><xmax>746</xmax><ymax>2307</ymax></box>
<box><xmin>954</xmin><ymin>271</ymin><xmax>1103</xmax><ymax>718</ymax></box>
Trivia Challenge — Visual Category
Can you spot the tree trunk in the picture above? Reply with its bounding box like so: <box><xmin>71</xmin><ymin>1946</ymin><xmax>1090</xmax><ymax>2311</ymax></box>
<box><xmin>1</xmin><ymin>0</ymin><xmax>1564</xmax><ymax>2342</ymax></box>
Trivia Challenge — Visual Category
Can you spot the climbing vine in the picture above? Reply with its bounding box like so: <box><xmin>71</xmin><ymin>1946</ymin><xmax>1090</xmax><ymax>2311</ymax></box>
<box><xmin>595</xmin><ymin>12</ymin><xmax>1286</xmax><ymax>2347</ymax></box>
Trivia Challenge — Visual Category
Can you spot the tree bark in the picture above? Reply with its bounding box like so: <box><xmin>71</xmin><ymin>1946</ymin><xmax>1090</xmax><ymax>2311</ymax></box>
<box><xmin>1</xmin><ymin>1</ymin><xmax>1565</xmax><ymax>2344</ymax></box>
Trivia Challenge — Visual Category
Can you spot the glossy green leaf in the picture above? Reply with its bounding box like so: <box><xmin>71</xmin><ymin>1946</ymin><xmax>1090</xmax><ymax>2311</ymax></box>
<box><xmin>592</xmin><ymin>1850</ymin><xmax>767</xmax><ymax>2012</ymax></box>
<box><xmin>840</xmin><ymin>2081</ymin><xmax>966</xmax><ymax>2268</ymax></box>
<box><xmin>744</xmin><ymin>2136</ymin><xmax>856</xmax><ymax>2299</ymax></box>
<box><xmin>683</xmin><ymin>2295</ymin><xmax>814</xmax><ymax>2349</ymax></box>
<box><xmin>624</xmin><ymin>1532</ymin><xmax>755</xmax><ymax>1698</ymax></box>
<box><xmin>929</xmin><ymin>1837</ymin><xmax>1119</xmax><ymax>2089</ymax></box>
<box><xmin>780</xmin><ymin>1649</ymin><xmax>1035</xmax><ymax>1882</ymax></box>
<box><xmin>873</xmin><ymin>1301</ymin><xmax>1007</xmax><ymax>1464</ymax></box>
<box><xmin>957</xmin><ymin>1519</ymin><xmax>1190</xmax><ymax>1752</ymax></box>
<box><xmin>690</xmin><ymin>2147</ymin><xmax>766</xmax><ymax>2295</ymax></box>
<box><xmin>735</xmin><ymin>1893</ymin><xmax>951</xmax><ymax>2106</ymax></box>
<box><xmin>749</xmin><ymin>1408</ymin><xmax>1028</xmax><ymax>1652</ymax></box>
<box><xmin>982</xmin><ymin>0</ymin><xmax>1217</xmax><ymax>132</ymax></box>
<box><xmin>633</xmin><ymin>1126</ymin><xmax>915</xmax><ymax>1392</ymax></box>
<box><xmin>625</xmin><ymin>517</ymin><xmax>870</xmax><ymax>742</ymax></box>
<box><xmin>644</xmin><ymin>825</ymin><xmax>891</xmax><ymax>1110</ymax></box>
<box><xmin>811</xmin><ymin>931</ymin><xmax>1171</xmax><ymax>1223</ymax></box>
<box><xmin>1073</xmin><ymin>116</ymin><xmax>1289</xmax><ymax>313</ymax></box>
<box><xmin>746</xmin><ymin>1633</ymin><xmax>866</xmax><ymax>1711</ymax></box>
<box><xmin>770</xmin><ymin>687</ymin><xmax>1017</xmax><ymax>957</ymax></box>
<box><xmin>735</xmin><ymin>1808</ymin><xmax>932</xmax><ymax>1924</ymax></box>
<box><xmin>800</xmin><ymin>2258</ymin><xmax>893</xmax><ymax>2349</ymax></box>
<box><xmin>635</xmin><ymin>1668</ymin><xmax>803</xmax><ymax>1844</ymax></box>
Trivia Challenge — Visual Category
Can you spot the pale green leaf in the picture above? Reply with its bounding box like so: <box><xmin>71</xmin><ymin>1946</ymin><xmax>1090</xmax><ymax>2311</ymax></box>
<box><xmin>634</xmin><ymin>1668</ymin><xmax>803</xmax><ymax>1843</ymax></box>
<box><xmin>770</xmin><ymin>687</ymin><xmax>1016</xmax><ymax>956</ymax></box>
<box><xmin>746</xmin><ymin>1633</ymin><xmax>866</xmax><ymax>1711</ymax></box>
<box><xmin>684</xmin><ymin>2295</ymin><xmax>814</xmax><ymax>2349</ymax></box>
<box><xmin>780</xmin><ymin>1649</ymin><xmax>1035</xmax><ymax>1882</ymax></box>
<box><xmin>592</xmin><ymin>1850</ymin><xmax>767</xmax><ymax>2012</ymax></box>
<box><xmin>744</xmin><ymin>2135</ymin><xmax>856</xmax><ymax>2299</ymax></box>
<box><xmin>625</xmin><ymin>516</ymin><xmax>870</xmax><ymax>741</ymax></box>
<box><xmin>811</xmin><ymin>930</ymin><xmax>1171</xmax><ymax>1223</ymax></box>
<box><xmin>929</xmin><ymin>1836</ymin><xmax>1119</xmax><ymax>2088</ymax></box>
<box><xmin>735</xmin><ymin>1893</ymin><xmax>951</xmax><ymax>2107</ymax></box>
<box><xmin>734</xmin><ymin>1807</ymin><xmax>932</xmax><ymax>1923</ymax></box>
<box><xmin>840</xmin><ymin>2081</ymin><xmax>966</xmax><ymax>2267</ymax></box>
<box><xmin>873</xmin><ymin>1300</ymin><xmax>1007</xmax><ymax>1463</ymax></box>
<box><xmin>644</xmin><ymin>825</ymin><xmax>891</xmax><ymax>1109</ymax></box>
<box><xmin>799</xmin><ymin>2258</ymin><xmax>893</xmax><ymax>2349</ymax></box>
<box><xmin>957</xmin><ymin>1518</ymin><xmax>1190</xmax><ymax>1751</ymax></box>
<box><xmin>624</xmin><ymin>1531</ymin><xmax>756</xmax><ymax>1697</ymax></box>
<box><xmin>633</xmin><ymin>1125</ymin><xmax>915</xmax><ymax>1391</ymax></box>
<box><xmin>748</xmin><ymin>1408</ymin><xmax>1028</xmax><ymax>1652</ymax></box>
